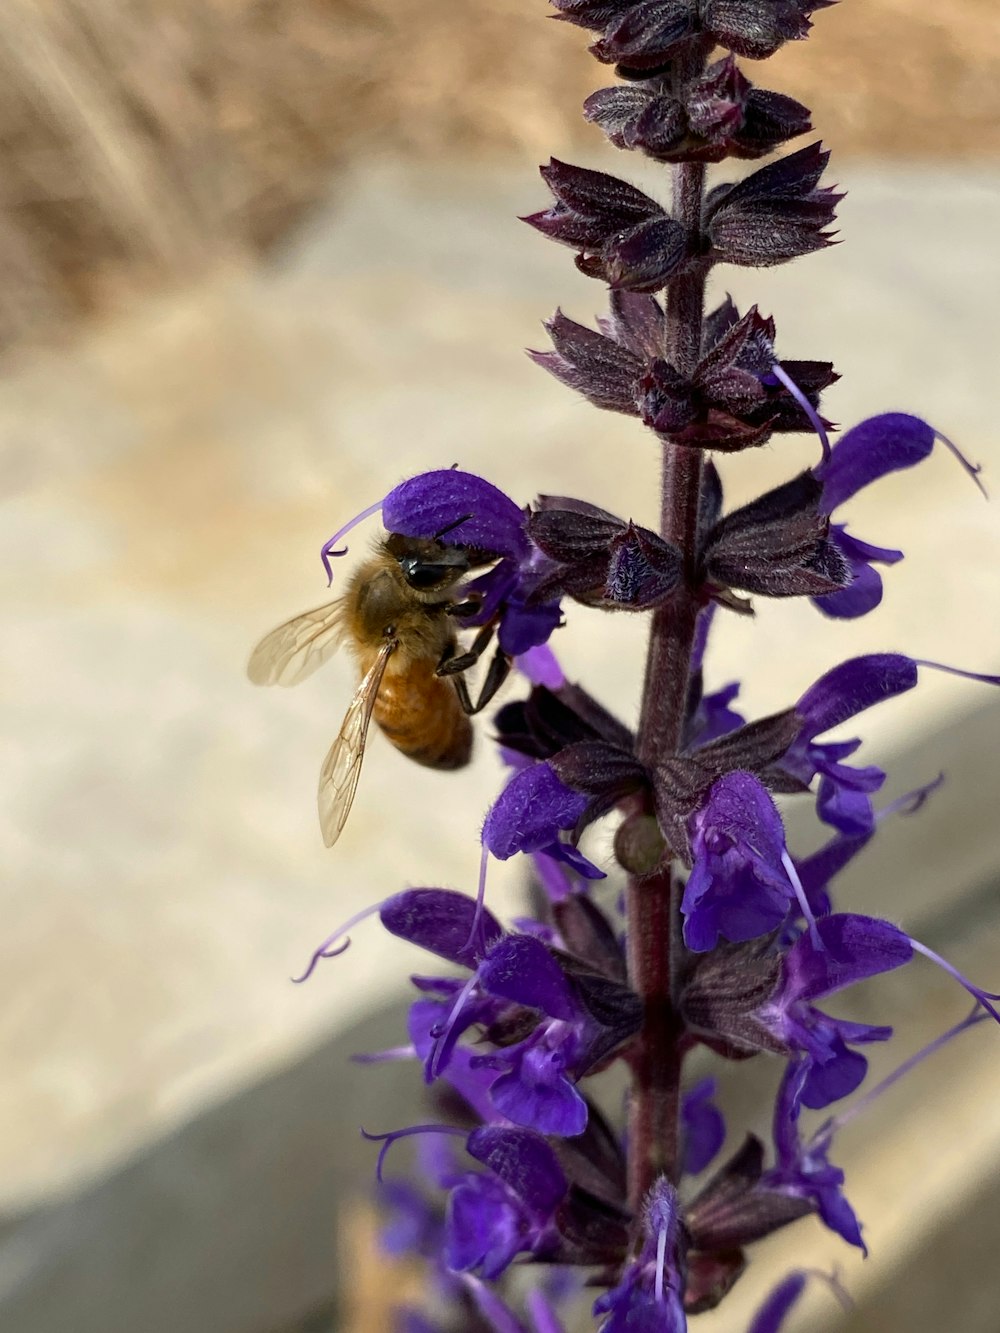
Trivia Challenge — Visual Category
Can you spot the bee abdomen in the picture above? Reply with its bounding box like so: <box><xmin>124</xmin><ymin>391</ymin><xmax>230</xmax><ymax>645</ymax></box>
<box><xmin>374</xmin><ymin>662</ymin><xmax>472</xmax><ymax>770</ymax></box>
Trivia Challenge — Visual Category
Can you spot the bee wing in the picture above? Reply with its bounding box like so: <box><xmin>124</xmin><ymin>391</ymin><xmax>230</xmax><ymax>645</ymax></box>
<box><xmin>317</xmin><ymin>640</ymin><xmax>395</xmax><ymax>847</ymax></box>
<box><xmin>247</xmin><ymin>601</ymin><xmax>347</xmax><ymax>687</ymax></box>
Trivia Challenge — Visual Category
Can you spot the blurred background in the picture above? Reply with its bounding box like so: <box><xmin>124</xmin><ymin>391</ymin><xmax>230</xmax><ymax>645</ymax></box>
<box><xmin>2</xmin><ymin>1</ymin><xmax>1000</xmax><ymax>1330</ymax></box>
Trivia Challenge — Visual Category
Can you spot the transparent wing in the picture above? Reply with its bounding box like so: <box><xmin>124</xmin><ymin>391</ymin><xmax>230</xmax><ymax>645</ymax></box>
<box><xmin>247</xmin><ymin>600</ymin><xmax>346</xmax><ymax>687</ymax></box>
<box><xmin>317</xmin><ymin>641</ymin><xmax>395</xmax><ymax>847</ymax></box>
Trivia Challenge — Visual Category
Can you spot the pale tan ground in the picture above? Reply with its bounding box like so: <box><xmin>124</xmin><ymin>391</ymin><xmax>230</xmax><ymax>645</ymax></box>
<box><xmin>1</xmin><ymin>0</ymin><xmax>998</xmax><ymax>348</ymax></box>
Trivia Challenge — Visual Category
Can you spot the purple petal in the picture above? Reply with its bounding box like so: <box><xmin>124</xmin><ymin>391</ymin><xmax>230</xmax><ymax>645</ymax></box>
<box><xmin>498</xmin><ymin>596</ymin><xmax>564</xmax><ymax>655</ymax></box>
<box><xmin>380</xmin><ymin>889</ymin><xmax>503</xmax><ymax>967</ymax></box>
<box><xmin>490</xmin><ymin>1066</ymin><xmax>589</xmax><ymax>1137</ymax></box>
<box><xmin>517</xmin><ymin>643</ymin><xmax>565</xmax><ymax>689</ymax></box>
<box><xmin>783</xmin><ymin>914</ymin><xmax>912</xmax><ymax>1003</ymax></box>
<box><xmin>682</xmin><ymin>1077</ymin><xmax>726</xmax><ymax>1175</ymax></box>
<box><xmin>478</xmin><ymin>934</ymin><xmax>577</xmax><ymax>1019</ymax></box>
<box><xmin>383</xmin><ymin>470</ymin><xmax>528</xmax><ymax>559</ymax></box>
<box><xmin>482</xmin><ymin>762</ymin><xmax>588</xmax><ymax>860</ymax></box>
<box><xmin>467</xmin><ymin>1125</ymin><xmax>568</xmax><ymax>1212</ymax></box>
<box><xmin>796</xmin><ymin>654</ymin><xmax>918</xmax><ymax>740</ymax></box>
<box><xmin>814</xmin><ymin>412</ymin><xmax>975</xmax><ymax>512</ymax></box>
<box><xmin>746</xmin><ymin>1271</ymin><xmax>808</xmax><ymax>1333</ymax></box>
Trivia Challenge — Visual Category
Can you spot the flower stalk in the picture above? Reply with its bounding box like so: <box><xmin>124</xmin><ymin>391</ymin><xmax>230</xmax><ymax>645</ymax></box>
<box><xmin>255</xmin><ymin>0</ymin><xmax>999</xmax><ymax>1328</ymax></box>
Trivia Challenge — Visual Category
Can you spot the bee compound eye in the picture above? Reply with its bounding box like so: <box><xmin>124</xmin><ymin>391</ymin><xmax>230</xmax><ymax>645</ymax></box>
<box><xmin>402</xmin><ymin>560</ymin><xmax>457</xmax><ymax>590</ymax></box>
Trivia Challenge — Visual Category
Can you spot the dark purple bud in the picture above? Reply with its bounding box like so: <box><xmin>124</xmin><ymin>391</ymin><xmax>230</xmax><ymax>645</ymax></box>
<box><xmin>550</xmin><ymin>739</ymin><xmax>648</xmax><ymax>801</ymax></box>
<box><xmin>736</xmin><ymin>89</ymin><xmax>813</xmax><ymax>158</ymax></box>
<box><xmin>529</xmin><ymin>309</ymin><xmax>644</xmax><ymax>414</ymax></box>
<box><xmin>527</xmin><ymin>158</ymin><xmax>664</xmax><ymax>248</ymax></box>
<box><xmin>548</xmin><ymin>0</ymin><xmax>635</xmax><ymax>33</ymax></box>
<box><xmin>380</xmin><ymin>889</ymin><xmax>504</xmax><ymax>968</ymax></box>
<box><xmin>703</xmin><ymin>0</ymin><xmax>835</xmax><ymax>60</ymax></box>
<box><xmin>605</xmin><ymin>214</ymin><xmax>689</xmax><ymax>292</ymax></box>
<box><xmin>604</xmin><ymin>288</ymin><xmax>666</xmax><ymax>357</ymax></box>
<box><xmin>684</xmin><ymin>1249</ymin><xmax>747</xmax><ymax>1314</ymax></box>
<box><xmin>605</xmin><ymin>521</ymin><xmax>683</xmax><ymax>606</ymax></box>
<box><xmin>705</xmin><ymin>471</ymin><xmax>851</xmax><ymax>598</ymax></box>
<box><xmin>584</xmin><ymin>83</ymin><xmax>666</xmax><ymax>150</ymax></box>
<box><xmin>703</xmin><ymin>294</ymin><xmax>741</xmax><ymax>349</ymax></box>
<box><xmin>478</xmin><ymin>933</ymin><xmax>578</xmax><ymax>1020</ymax></box>
<box><xmin>706</xmin><ymin>143</ymin><xmax>842</xmax><ymax>268</ymax></box>
<box><xmin>529</xmin><ymin>501</ymin><xmax>626</xmax><ymax>561</ymax></box>
<box><xmin>695</xmin><ymin>707</ymin><xmax>802</xmax><ymax>776</ymax></box>
<box><xmin>685</xmin><ymin>1135</ymin><xmax>813</xmax><ymax>1250</ymax></box>
<box><xmin>383</xmin><ymin>469</ymin><xmax>527</xmax><ymax>560</ymax></box>
<box><xmin>590</xmin><ymin>0</ymin><xmax>696</xmax><ymax>69</ymax></box>
<box><xmin>680</xmin><ymin>938</ymin><xmax>785</xmax><ymax>1057</ymax></box>
<box><xmin>529</xmin><ymin>504</ymin><xmax>681</xmax><ymax>609</ymax></box>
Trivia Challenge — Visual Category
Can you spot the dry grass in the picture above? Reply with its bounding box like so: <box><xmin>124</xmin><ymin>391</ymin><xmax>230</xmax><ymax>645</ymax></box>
<box><xmin>0</xmin><ymin>0</ymin><xmax>997</xmax><ymax>351</ymax></box>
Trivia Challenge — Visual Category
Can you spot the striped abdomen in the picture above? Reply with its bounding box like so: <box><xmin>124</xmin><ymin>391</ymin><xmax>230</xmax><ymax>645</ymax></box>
<box><xmin>373</xmin><ymin>656</ymin><xmax>472</xmax><ymax>769</ymax></box>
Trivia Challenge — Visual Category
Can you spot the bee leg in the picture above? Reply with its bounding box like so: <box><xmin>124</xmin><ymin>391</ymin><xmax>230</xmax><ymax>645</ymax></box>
<box><xmin>437</xmin><ymin>620</ymin><xmax>497</xmax><ymax>679</ymax></box>
<box><xmin>446</xmin><ymin>598</ymin><xmax>483</xmax><ymax>618</ymax></box>
<box><xmin>467</xmin><ymin>646</ymin><xmax>511</xmax><ymax>714</ymax></box>
<box><xmin>437</xmin><ymin>623</ymin><xmax>511</xmax><ymax>716</ymax></box>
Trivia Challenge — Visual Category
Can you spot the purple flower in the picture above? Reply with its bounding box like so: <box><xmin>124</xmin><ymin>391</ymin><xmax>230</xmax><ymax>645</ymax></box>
<box><xmin>382</xmin><ymin>889</ymin><xmax>640</xmax><ymax>1135</ymax></box>
<box><xmin>383</xmin><ymin>469</ymin><xmax>563</xmax><ymax>656</ymax></box>
<box><xmin>756</xmin><ymin>914</ymin><xmax>911</xmax><ymax>1107</ymax></box>
<box><xmin>811</xmin><ymin>413</ymin><xmax>983</xmax><ymax>618</ymax></box>
<box><xmin>445</xmin><ymin>1127</ymin><xmax>568</xmax><ymax>1277</ymax></box>
<box><xmin>482</xmin><ymin>761</ymin><xmax>606</xmax><ymax>879</ymax></box>
<box><xmin>780</xmin><ymin>653</ymin><xmax>917</xmax><ymax>834</ymax></box>
<box><xmin>762</xmin><ymin>1061</ymin><xmax>866</xmax><ymax>1252</ymax></box>
<box><xmin>682</xmin><ymin>771</ymin><xmax>799</xmax><ymax>951</ymax></box>
<box><xmin>593</xmin><ymin>1178</ymin><xmax>686</xmax><ymax>1332</ymax></box>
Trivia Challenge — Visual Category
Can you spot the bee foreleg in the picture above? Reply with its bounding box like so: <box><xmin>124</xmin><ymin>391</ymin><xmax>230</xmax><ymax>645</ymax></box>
<box><xmin>436</xmin><ymin>620</ymin><xmax>497</xmax><ymax>678</ymax></box>
<box><xmin>437</xmin><ymin>622</ymin><xmax>511</xmax><ymax>715</ymax></box>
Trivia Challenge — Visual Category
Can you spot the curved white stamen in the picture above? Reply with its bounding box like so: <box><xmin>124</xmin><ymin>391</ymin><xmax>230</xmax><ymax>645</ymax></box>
<box><xmin>291</xmin><ymin>899</ymin><xmax>384</xmax><ymax>983</ymax></box>
<box><xmin>352</xmin><ymin>1043</ymin><xmax>418</xmax><ymax>1065</ymax></box>
<box><xmin>320</xmin><ymin>497</ymin><xmax>385</xmax><ymax>584</ymax></box>
<box><xmin>464</xmin><ymin>843</ymin><xmax>492</xmax><ymax>957</ymax></box>
<box><xmin>875</xmin><ymin>773</ymin><xmax>944</xmax><ymax>822</ymax></box>
<box><xmin>819</xmin><ymin>1005</ymin><xmax>985</xmax><ymax>1141</ymax></box>
<box><xmin>909</xmin><ymin>937</ymin><xmax>1000</xmax><ymax>1013</ymax></box>
<box><xmin>654</xmin><ymin>1223</ymin><xmax>667</xmax><ymax>1304</ymax></box>
<box><xmin>781</xmin><ymin>849</ymin><xmax>822</xmax><ymax>948</ymax></box>
<box><xmin>429</xmin><ymin>970</ymin><xmax>480</xmax><ymax>1079</ymax></box>
<box><xmin>936</xmin><ymin>429</ymin><xmax>987</xmax><ymax>498</ymax></box>
<box><xmin>770</xmin><ymin>360</ymin><xmax>831</xmax><ymax>462</ymax></box>
<box><xmin>913</xmin><ymin>658</ymin><xmax>1000</xmax><ymax>688</ymax></box>
<box><xmin>360</xmin><ymin>1122</ymin><xmax>467</xmax><ymax>1183</ymax></box>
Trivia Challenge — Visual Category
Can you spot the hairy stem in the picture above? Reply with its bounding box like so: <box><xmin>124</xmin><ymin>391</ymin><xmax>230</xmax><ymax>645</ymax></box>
<box><xmin>626</xmin><ymin>156</ymin><xmax>708</xmax><ymax>1210</ymax></box>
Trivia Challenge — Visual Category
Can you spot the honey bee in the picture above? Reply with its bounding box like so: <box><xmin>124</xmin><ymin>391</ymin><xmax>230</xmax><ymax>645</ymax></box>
<box><xmin>248</xmin><ymin>532</ymin><xmax>510</xmax><ymax>847</ymax></box>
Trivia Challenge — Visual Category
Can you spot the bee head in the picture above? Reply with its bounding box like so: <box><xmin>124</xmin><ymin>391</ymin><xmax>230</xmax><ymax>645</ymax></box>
<box><xmin>385</xmin><ymin>533</ymin><xmax>471</xmax><ymax>593</ymax></box>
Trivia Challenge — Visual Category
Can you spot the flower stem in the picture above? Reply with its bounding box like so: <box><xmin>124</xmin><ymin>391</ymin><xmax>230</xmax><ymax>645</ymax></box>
<box><xmin>626</xmin><ymin>155</ymin><xmax>708</xmax><ymax>1210</ymax></box>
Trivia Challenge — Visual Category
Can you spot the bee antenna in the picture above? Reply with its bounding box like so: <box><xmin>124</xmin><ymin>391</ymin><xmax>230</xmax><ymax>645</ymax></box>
<box><xmin>320</xmin><ymin>498</ymin><xmax>385</xmax><ymax>585</ymax></box>
<box><xmin>434</xmin><ymin>513</ymin><xmax>473</xmax><ymax>540</ymax></box>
